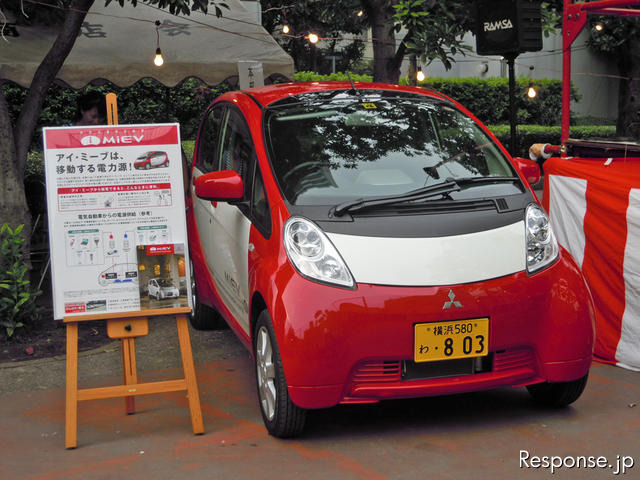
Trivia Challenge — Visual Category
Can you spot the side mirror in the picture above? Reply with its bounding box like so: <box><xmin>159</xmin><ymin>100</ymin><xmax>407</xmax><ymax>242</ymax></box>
<box><xmin>513</xmin><ymin>157</ymin><xmax>541</xmax><ymax>185</ymax></box>
<box><xmin>194</xmin><ymin>170</ymin><xmax>244</xmax><ymax>202</ymax></box>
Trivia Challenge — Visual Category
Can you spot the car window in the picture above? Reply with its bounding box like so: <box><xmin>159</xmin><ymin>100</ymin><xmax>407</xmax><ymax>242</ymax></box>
<box><xmin>219</xmin><ymin>108</ymin><xmax>255</xmax><ymax>199</ymax></box>
<box><xmin>264</xmin><ymin>91</ymin><xmax>516</xmax><ymax>206</ymax></box>
<box><xmin>196</xmin><ymin>106</ymin><xmax>225</xmax><ymax>173</ymax></box>
<box><xmin>251</xmin><ymin>167</ymin><xmax>271</xmax><ymax>237</ymax></box>
<box><xmin>220</xmin><ymin>110</ymin><xmax>251</xmax><ymax>176</ymax></box>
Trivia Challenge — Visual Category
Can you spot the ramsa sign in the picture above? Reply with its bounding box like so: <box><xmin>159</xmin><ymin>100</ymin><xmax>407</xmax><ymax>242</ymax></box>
<box><xmin>483</xmin><ymin>19</ymin><xmax>514</xmax><ymax>31</ymax></box>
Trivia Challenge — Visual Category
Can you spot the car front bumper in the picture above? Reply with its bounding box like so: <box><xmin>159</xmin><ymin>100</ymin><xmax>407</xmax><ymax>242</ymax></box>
<box><xmin>269</xmin><ymin>251</ymin><xmax>595</xmax><ymax>409</ymax></box>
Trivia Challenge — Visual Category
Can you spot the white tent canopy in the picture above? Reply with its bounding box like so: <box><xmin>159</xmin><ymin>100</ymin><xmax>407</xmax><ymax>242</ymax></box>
<box><xmin>1</xmin><ymin>0</ymin><xmax>294</xmax><ymax>88</ymax></box>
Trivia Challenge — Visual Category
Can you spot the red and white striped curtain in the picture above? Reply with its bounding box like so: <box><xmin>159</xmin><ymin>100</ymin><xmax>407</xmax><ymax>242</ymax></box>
<box><xmin>543</xmin><ymin>156</ymin><xmax>640</xmax><ymax>371</ymax></box>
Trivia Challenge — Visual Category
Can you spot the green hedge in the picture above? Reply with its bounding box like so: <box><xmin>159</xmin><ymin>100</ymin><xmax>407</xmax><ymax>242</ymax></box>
<box><xmin>5</xmin><ymin>74</ymin><xmax>584</xmax><ymax>147</ymax></box>
<box><xmin>294</xmin><ymin>71</ymin><xmax>373</xmax><ymax>82</ymax></box>
<box><xmin>293</xmin><ymin>74</ymin><xmax>580</xmax><ymax>128</ymax></box>
<box><xmin>410</xmin><ymin>77</ymin><xmax>580</xmax><ymax>127</ymax></box>
<box><xmin>487</xmin><ymin>125</ymin><xmax>618</xmax><ymax>157</ymax></box>
<box><xmin>3</xmin><ymin>79</ymin><xmax>232</xmax><ymax>146</ymax></box>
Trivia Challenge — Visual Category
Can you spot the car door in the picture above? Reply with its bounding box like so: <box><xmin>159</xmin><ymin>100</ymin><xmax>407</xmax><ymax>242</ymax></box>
<box><xmin>207</xmin><ymin>108</ymin><xmax>255</xmax><ymax>332</ymax></box>
<box><xmin>192</xmin><ymin>105</ymin><xmax>252</xmax><ymax>333</ymax></box>
<box><xmin>151</xmin><ymin>152</ymin><xmax>162</xmax><ymax>167</ymax></box>
<box><xmin>192</xmin><ymin>105</ymin><xmax>226</xmax><ymax>283</ymax></box>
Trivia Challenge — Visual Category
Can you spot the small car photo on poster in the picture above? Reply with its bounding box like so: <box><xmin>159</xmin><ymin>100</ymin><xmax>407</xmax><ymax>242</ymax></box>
<box><xmin>136</xmin><ymin>243</ymin><xmax>188</xmax><ymax>310</ymax></box>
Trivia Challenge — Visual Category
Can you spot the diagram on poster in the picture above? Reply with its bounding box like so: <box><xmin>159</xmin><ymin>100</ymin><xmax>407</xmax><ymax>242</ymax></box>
<box><xmin>43</xmin><ymin>124</ymin><xmax>191</xmax><ymax>319</ymax></box>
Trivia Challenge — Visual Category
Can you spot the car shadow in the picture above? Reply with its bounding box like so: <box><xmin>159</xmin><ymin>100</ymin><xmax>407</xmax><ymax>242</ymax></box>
<box><xmin>302</xmin><ymin>387</ymin><xmax>579</xmax><ymax>439</ymax></box>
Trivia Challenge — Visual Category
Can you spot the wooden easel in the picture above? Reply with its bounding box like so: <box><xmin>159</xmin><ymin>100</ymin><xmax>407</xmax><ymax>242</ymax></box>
<box><xmin>64</xmin><ymin>307</ymin><xmax>204</xmax><ymax>448</ymax></box>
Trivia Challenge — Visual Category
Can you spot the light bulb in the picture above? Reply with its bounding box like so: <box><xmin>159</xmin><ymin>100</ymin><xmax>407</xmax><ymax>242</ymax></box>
<box><xmin>416</xmin><ymin>70</ymin><xmax>425</xmax><ymax>82</ymax></box>
<box><xmin>527</xmin><ymin>85</ymin><xmax>537</xmax><ymax>98</ymax></box>
<box><xmin>154</xmin><ymin>47</ymin><xmax>164</xmax><ymax>67</ymax></box>
<box><xmin>308</xmin><ymin>33</ymin><xmax>319</xmax><ymax>44</ymax></box>
<box><xmin>153</xmin><ymin>47</ymin><xmax>164</xmax><ymax>67</ymax></box>
<box><xmin>282</xmin><ymin>24</ymin><xmax>290</xmax><ymax>34</ymax></box>
<box><xmin>594</xmin><ymin>23</ymin><xmax>603</xmax><ymax>31</ymax></box>
<box><xmin>357</xmin><ymin>10</ymin><xmax>364</xmax><ymax>17</ymax></box>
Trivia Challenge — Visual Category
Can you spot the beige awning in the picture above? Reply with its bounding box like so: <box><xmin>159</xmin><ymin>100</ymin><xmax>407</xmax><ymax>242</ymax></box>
<box><xmin>0</xmin><ymin>0</ymin><xmax>293</xmax><ymax>88</ymax></box>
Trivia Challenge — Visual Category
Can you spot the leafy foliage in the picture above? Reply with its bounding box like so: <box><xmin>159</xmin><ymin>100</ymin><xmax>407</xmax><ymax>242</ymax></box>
<box><xmin>2</xmin><ymin>78</ymin><xmax>232</xmax><ymax>148</ymax></box>
<box><xmin>294</xmin><ymin>71</ymin><xmax>373</xmax><ymax>82</ymax></box>
<box><xmin>488</xmin><ymin>124</ymin><xmax>617</xmax><ymax>157</ymax></box>
<box><xmin>405</xmin><ymin>77</ymin><xmax>581</xmax><ymax>126</ymax></box>
<box><xmin>261</xmin><ymin>0</ymin><xmax>369</xmax><ymax>73</ymax></box>
<box><xmin>392</xmin><ymin>0</ymin><xmax>473</xmax><ymax>70</ymax></box>
<box><xmin>0</xmin><ymin>224</ymin><xmax>42</xmax><ymax>339</ymax></box>
<box><xmin>294</xmin><ymin>74</ymin><xmax>580</xmax><ymax>127</ymax></box>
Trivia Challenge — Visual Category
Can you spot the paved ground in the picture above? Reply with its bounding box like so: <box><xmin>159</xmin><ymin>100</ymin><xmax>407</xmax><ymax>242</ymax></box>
<box><xmin>4</xmin><ymin>182</ymin><xmax>638</xmax><ymax>480</ymax></box>
<box><xmin>1</xmin><ymin>315</ymin><xmax>639</xmax><ymax>480</ymax></box>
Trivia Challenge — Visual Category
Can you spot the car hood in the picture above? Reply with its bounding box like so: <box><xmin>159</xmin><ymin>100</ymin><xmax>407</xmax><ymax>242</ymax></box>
<box><xmin>326</xmin><ymin>221</ymin><xmax>526</xmax><ymax>286</ymax></box>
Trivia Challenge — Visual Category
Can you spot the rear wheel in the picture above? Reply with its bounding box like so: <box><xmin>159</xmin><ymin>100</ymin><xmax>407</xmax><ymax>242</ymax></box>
<box><xmin>527</xmin><ymin>374</ymin><xmax>589</xmax><ymax>407</ymax></box>
<box><xmin>254</xmin><ymin>310</ymin><xmax>306</xmax><ymax>438</ymax></box>
<box><xmin>189</xmin><ymin>260</ymin><xmax>226</xmax><ymax>330</ymax></box>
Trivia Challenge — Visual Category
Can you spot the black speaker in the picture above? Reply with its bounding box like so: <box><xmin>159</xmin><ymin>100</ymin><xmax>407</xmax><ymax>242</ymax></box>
<box><xmin>475</xmin><ymin>0</ymin><xmax>543</xmax><ymax>56</ymax></box>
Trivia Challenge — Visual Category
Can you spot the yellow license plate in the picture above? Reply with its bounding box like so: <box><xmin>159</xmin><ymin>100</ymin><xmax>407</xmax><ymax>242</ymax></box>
<box><xmin>414</xmin><ymin>318</ymin><xmax>489</xmax><ymax>363</ymax></box>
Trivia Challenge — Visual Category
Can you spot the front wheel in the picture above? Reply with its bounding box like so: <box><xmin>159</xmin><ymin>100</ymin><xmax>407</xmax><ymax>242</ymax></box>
<box><xmin>527</xmin><ymin>374</ymin><xmax>589</xmax><ymax>407</ymax></box>
<box><xmin>254</xmin><ymin>310</ymin><xmax>306</xmax><ymax>438</ymax></box>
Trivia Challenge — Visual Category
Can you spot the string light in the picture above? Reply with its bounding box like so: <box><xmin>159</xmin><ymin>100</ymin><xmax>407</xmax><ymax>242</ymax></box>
<box><xmin>153</xmin><ymin>20</ymin><xmax>164</xmax><ymax>67</ymax></box>
<box><xmin>594</xmin><ymin>23</ymin><xmax>604</xmax><ymax>31</ymax></box>
<box><xmin>15</xmin><ymin>0</ymin><xmax>640</xmax><ymax>86</ymax></box>
<box><xmin>527</xmin><ymin>84</ymin><xmax>537</xmax><ymax>98</ymax></box>
<box><xmin>416</xmin><ymin>69</ymin><xmax>425</xmax><ymax>82</ymax></box>
<box><xmin>281</xmin><ymin>8</ymin><xmax>290</xmax><ymax>34</ymax></box>
<box><xmin>308</xmin><ymin>32</ymin><xmax>319</xmax><ymax>44</ymax></box>
<box><xmin>357</xmin><ymin>10</ymin><xmax>364</xmax><ymax>17</ymax></box>
<box><xmin>527</xmin><ymin>65</ymin><xmax>537</xmax><ymax>99</ymax></box>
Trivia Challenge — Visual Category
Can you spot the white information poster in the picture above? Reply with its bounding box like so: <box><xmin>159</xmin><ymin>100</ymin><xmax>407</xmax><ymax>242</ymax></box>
<box><xmin>43</xmin><ymin>123</ymin><xmax>192</xmax><ymax>319</ymax></box>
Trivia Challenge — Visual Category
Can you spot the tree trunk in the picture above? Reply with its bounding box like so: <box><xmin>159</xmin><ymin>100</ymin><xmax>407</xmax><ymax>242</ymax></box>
<box><xmin>14</xmin><ymin>0</ymin><xmax>95</xmax><ymax>175</ymax></box>
<box><xmin>363</xmin><ymin>0</ymin><xmax>400</xmax><ymax>83</ymax></box>
<box><xmin>0</xmin><ymin>89</ymin><xmax>30</xmax><ymax>242</ymax></box>
<box><xmin>616</xmin><ymin>36</ymin><xmax>640</xmax><ymax>139</ymax></box>
<box><xmin>1</xmin><ymin>0</ymin><xmax>95</xmax><ymax>260</ymax></box>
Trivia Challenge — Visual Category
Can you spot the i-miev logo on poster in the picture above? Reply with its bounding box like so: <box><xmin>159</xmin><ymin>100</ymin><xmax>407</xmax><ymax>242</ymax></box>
<box><xmin>81</xmin><ymin>134</ymin><xmax>145</xmax><ymax>146</ymax></box>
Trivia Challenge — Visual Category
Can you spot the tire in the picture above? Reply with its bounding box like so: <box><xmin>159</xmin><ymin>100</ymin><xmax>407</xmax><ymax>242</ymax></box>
<box><xmin>253</xmin><ymin>310</ymin><xmax>306</xmax><ymax>438</ymax></box>
<box><xmin>144</xmin><ymin>163</ymin><xmax>150</xmax><ymax>170</ymax></box>
<box><xmin>527</xmin><ymin>374</ymin><xmax>589</xmax><ymax>407</ymax></box>
<box><xmin>189</xmin><ymin>260</ymin><xmax>226</xmax><ymax>330</ymax></box>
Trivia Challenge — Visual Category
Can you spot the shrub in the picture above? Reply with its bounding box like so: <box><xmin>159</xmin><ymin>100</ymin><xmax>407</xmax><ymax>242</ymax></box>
<box><xmin>2</xmin><ymin>78</ymin><xmax>232</xmax><ymax>146</ymax></box>
<box><xmin>294</xmin><ymin>71</ymin><xmax>373</xmax><ymax>82</ymax></box>
<box><xmin>487</xmin><ymin>125</ymin><xmax>618</xmax><ymax>157</ymax></box>
<box><xmin>404</xmin><ymin>77</ymin><xmax>581</xmax><ymax>127</ymax></box>
<box><xmin>0</xmin><ymin>224</ymin><xmax>42</xmax><ymax>338</ymax></box>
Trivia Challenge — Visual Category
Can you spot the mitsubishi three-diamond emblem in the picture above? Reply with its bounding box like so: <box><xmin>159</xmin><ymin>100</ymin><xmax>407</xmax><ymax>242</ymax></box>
<box><xmin>443</xmin><ymin>289</ymin><xmax>463</xmax><ymax>309</ymax></box>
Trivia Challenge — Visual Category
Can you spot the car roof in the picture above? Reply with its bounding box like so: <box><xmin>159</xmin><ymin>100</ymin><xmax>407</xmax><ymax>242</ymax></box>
<box><xmin>229</xmin><ymin>81</ymin><xmax>451</xmax><ymax>108</ymax></box>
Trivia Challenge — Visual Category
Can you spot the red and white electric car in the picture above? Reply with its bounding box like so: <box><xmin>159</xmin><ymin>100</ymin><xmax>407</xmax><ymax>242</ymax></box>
<box><xmin>186</xmin><ymin>82</ymin><xmax>595</xmax><ymax>438</ymax></box>
<box><xmin>134</xmin><ymin>150</ymin><xmax>169</xmax><ymax>169</ymax></box>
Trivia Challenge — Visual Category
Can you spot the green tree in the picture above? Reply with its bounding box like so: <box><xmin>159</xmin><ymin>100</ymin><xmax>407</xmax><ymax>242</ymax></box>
<box><xmin>0</xmin><ymin>0</ymin><xmax>214</xmax><ymax>255</ymax></box>
<box><xmin>261</xmin><ymin>0</ymin><xmax>369</xmax><ymax>73</ymax></box>
<box><xmin>587</xmin><ymin>14</ymin><xmax>640</xmax><ymax>138</ymax></box>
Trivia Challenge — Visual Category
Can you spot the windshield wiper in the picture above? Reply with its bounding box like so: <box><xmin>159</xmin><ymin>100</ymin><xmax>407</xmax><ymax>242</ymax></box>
<box><xmin>332</xmin><ymin>181</ymin><xmax>461</xmax><ymax>217</ymax></box>
<box><xmin>446</xmin><ymin>176</ymin><xmax>520</xmax><ymax>186</ymax></box>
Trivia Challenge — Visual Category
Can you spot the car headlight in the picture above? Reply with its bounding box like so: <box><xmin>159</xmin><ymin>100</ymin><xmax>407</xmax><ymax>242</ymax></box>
<box><xmin>525</xmin><ymin>203</ymin><xmax>559</xmax><ymax>273</ymax></box>
<box><xmin>284</xmin><ymin>217</ymin><xmax>355</xmax><ymax>289</ymax></box>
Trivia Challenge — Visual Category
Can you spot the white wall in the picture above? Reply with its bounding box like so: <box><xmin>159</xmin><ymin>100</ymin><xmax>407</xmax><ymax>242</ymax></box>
<box><xmin>417</xmin><ymin>30</ymin><xmax>618</xmax><ymax>120</ymax></box>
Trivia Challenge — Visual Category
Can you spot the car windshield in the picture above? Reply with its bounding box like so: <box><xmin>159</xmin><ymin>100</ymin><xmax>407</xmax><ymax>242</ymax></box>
<box><xmin>136</xmin><ymin>152</ymin><xmax>152</xmax><ymax>160</ymax></box>
<box><xmin>264</xmin><ymin>90</ymin><xmax>516</xmax><ymax>206</ymax></box>
<box><xmin>157</xmin><ymin>279</ymin><xmax>175</xmax><ymax>287</ymax></box>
